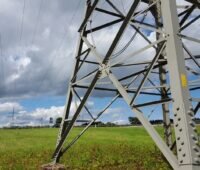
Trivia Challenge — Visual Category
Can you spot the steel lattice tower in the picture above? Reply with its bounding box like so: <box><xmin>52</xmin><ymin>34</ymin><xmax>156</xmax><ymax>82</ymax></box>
<box><xmin>50</xmin><ymin>0</ymin><xmax>200</xmax><ymax>169</ymax></box>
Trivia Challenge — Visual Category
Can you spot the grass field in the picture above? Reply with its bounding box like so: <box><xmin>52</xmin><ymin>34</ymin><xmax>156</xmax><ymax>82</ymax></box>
<box><xmin>0</xmin><ymin>126</ymin><xmax>177</xmax><ymax>170</ymax></box>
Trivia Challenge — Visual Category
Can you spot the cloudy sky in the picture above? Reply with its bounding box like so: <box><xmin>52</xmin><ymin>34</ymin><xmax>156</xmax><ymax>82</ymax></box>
<box><xmin>0</xmin><ymin>0</ymin><xmax>199</xmax><ymax>127</ymax></box>
<box><xmin>0</xmin><ymin>0</ymin><xmax>86</xmax><ymax>126</ymax></box>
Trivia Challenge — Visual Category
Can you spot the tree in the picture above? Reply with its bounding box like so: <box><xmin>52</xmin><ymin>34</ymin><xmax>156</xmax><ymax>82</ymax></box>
<box><xmin>54</xmin><ymin>117</ymin><xmax>62</xmax><ymax>128</ymax></box>
<box><xmin>106</xmin><ymin>122</ymin><xmax>116</xmax><ymax>127</ymax></box>
<box><xmin>128</xmin><ymin>117</ymin><xmax>141</xmax><ymax>125</ymax></box>
<box><xmin>150</xmin><ymin>119</ymin><xmax>163</xmax><ymax>125</ymax></box>
<box><xmin>82</xmin><ymin>121</ymin><xmax>105</xmax><ymax>127</ymax></box>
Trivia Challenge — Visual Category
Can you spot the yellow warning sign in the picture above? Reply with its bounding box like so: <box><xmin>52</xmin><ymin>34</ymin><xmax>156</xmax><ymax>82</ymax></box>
<box><xmin>181</xmin><ymin>74</ymin><xmax>187</xmax><ymax>87</ymax></box>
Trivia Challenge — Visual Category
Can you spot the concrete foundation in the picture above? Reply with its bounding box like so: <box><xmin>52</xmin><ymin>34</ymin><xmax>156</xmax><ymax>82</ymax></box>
<box><xmin>41</xmin><ymin>163</ymin><xmax>66</xmax><ymax>170</ymax></box>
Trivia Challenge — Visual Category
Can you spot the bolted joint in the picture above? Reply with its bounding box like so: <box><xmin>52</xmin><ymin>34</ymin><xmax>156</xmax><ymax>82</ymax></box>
<box><xmin>87</xmin><ymin>0</ymin><xmax>91</xmax><ymax>6</ymax></box>
<box><xmin>99</xmin><ymin>64</ymin><xmax>110</xmax><ymax>79</ymax></box>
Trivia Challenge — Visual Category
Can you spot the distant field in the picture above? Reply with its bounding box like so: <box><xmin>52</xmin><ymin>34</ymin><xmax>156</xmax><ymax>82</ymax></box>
<box><xmin>0</xmin><ymin>126</ymin><xmax>182</xmax><ymax>170</ymax></box>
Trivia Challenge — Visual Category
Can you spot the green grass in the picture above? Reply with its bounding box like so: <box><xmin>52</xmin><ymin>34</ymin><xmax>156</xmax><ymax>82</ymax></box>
<box><xmin>0</xmin><ymin>126</ymin><xmax>175</xmax><ymax>170</ymax></box>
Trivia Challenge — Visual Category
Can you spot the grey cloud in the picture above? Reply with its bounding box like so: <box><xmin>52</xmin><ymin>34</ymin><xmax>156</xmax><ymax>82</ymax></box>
<box><xmin>0</xmin><ymin>0</ymin><xmax>85</xmax><ymax>99</ymax></box>
<box><xmin>0</xmin><ymin>0</ymin><xmax>199</xmax><ymax>100</ymax></box>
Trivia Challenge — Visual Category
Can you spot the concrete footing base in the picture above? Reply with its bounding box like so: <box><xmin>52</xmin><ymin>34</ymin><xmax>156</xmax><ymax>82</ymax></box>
<box><xmin>41</xmin><ymin>163</ymin><xmax>66</xmax><ymax>170</ymax></box>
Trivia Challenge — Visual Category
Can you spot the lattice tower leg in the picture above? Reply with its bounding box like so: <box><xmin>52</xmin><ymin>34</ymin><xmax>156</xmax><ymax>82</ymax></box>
<box><xmin>151</xmin><ymin>0</ymin><xmax>173</xmax><ymax>147</ymax></box>
<box><xmin>161</xmin><ymin>0</ymin><xmax>200</xmax><ymax>169</ymax></box>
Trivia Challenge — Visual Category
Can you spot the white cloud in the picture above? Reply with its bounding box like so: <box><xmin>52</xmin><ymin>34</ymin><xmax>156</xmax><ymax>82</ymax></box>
<box><xmin>113</xmin><ymin>119</ymin><xmax>129</xmax><ymax>125</ymax></box>
<box><xmin>0</xmin><ymin>0</ymin><xmax>199</xmax><ymax>127</ymax></box>
<box><xmin>104</xmin><ymin>108</ymin><xmax>123</xmax><ymax>115</ymax></box>
<box><xmin>0</xmin><ymin>102</ymin><xmax>23</xmax><ymax>113</ymax></box>
<box><xmin>0</xmin><ymin>99</ymin><xmax>95</xmax><ymax>127</ymax></box>
<box><xmin>28</xmin><ymin>106</ymin><xmax>64</xmax><ymax>120</ymax></box>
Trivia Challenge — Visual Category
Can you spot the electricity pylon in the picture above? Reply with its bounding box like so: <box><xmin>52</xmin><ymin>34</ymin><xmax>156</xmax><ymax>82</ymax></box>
<box><xmin>51</xmin><ymin>0</ymin><xmax>200</xmax><ymax>169</ymax></box>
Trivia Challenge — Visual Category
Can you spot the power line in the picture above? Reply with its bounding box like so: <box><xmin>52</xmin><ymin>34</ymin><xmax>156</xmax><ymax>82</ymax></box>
<box><xmin>19</xmin><ymin>0</ymin><xmax>26</xmax><ymax>44</ymax></box>
<box><xmin>0</xmin><ymin>33</ymin><xmax>5</xmax><ymax>87</ymax></box>
<box><xmin>147</xmin><ymin>105</ymin><xmax>159</xmax><ymax>120</ymax></box>
<box><xmin>12</xmin><ymin>0</ymin><xmax>27</xmax><ymax>98</ymax></box>
<box><xmin>120</xmin><ymin>0</ymin><xmax>126</xmax><ymax>14</ymax></box>
<box><xmin>31</xmin><ymin>0</ymin><xmax>44</xmax><ymax>46</ymax></box>
<box><xmin>87</xmin><ymin>1</ymin><xmax>107</xmax><ymax>48</ymax></box>
<box><xmin>56</xmin><ymin>0</ymin><xmax>82</xmax><ymax>53</ymax></box>
<box><xmin>111</xmin><ymin>13</ymin><xmax>147</xmax><ymax>59</ymax></box>
<box><xmin>19</xmin><ymin>0</ymin><xmax>45</xmax><ymax>96</ymax></box>
<box><xmin>37</xmin><ymin>0</ymin><xmax>82</xmax><ymax>91</ymax></box>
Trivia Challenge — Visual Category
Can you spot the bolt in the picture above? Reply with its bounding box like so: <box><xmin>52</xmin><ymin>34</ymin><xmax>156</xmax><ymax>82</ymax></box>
<box><xmin>189</xmin><ymin>121</ymin><xmax>195</xmax><ymax>127</ymax></box>
<box><xmin>193</xmin><ymin>127</ymin><xmax>197</xmax><ymax>133</ymax></box>
<box><xmin>196</xmin><ymin>153</ymin><xmax>200</xmax><ymax>157</ymax></box>
<box><xmin>191</xmin><ymin>134</ymin><xmax>197</xmax><ymax>141</ymax></box>
<box><xmin>187</xmin><ymin>111</ymin><xmax>193</xmax><ymax>116</ymax></box>
<box><xmin>193</xmin><ymin>146</ymin><xmax>199</xmax><ymax>152</ymax></box>
<box><xmin>194</xmin><ymin>158</ymin><xmax>200</xmax><ymax>163</ymax></box>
